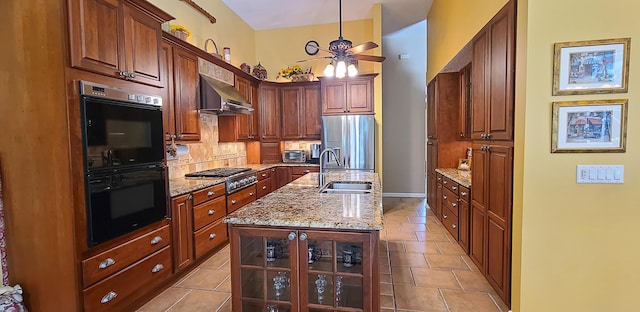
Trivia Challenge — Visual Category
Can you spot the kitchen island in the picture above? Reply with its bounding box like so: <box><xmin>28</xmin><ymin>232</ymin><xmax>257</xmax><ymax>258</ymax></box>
<box><xmin>224</xmin><ymin>171</ymin><xmax>382</xmax><ymax>312</ymax></box>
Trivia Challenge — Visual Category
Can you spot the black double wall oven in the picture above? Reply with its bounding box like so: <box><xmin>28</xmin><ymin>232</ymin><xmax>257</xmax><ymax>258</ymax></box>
<box><xmin>80</xmin><ymin>81</ymin><xmax>167</xmax><ymax>247</ymax></box>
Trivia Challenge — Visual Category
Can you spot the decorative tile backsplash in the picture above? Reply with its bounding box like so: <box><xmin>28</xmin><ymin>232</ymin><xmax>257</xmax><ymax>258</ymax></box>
<box><xmin>283</xmin><ymin>140</ymin><xmax>321</xmax><ymax>154</ymax></box>
<box><xmin>167</xmin><ymin>114</ymin><xmax>246</xmax><ymax>179</ymax></box>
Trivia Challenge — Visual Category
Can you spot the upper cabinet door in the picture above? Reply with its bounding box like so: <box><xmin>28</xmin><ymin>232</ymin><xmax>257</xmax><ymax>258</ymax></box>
<box><xmin>321</xmin><ymin>80</ymin><xmax>347</xmax><ymax>114</ymax></box>
<box><xmin>122</xmin><ymin>2</ymin><xmax>164</xmax><ymax>87</ymax></box>
<box><xmin>426</xmin><ymin>80</ymin><xmax>437</xmax><ymax>139</ymax></box>
<box><xmin>68</xmin><ymin>0</ymin><xmax>171</xmax><ymax>87</ymax></box>
<box><xmin>301</xmin><ymin>84</ymin><xmax>321</xmax><ymax>139</ymax></box>
<box><xmin>259</xmin><ymin>84</ymin><xmax>281</xmax><ymax>141</ymax></box>
<box><xmin>172</xmin><ymin>46</ymin><xmax>200</xmax><ymax>141</ymax></box>
<box><xmin>471</xmin><ymin>31</ymin><xmax>488</xmax><ymax>140</ymax></box>
<box><xmin>69</xmin><ymin>0</ymin><xmax>123</xmax><ymax>77</ymax></box>
<box><xmin>347</xmin><ymin>78</ymin><xmax>373</xmax><ymax>113</ymax></box>
<box><xmin>235</xmin><ymin>77</ymin><xmax>251</xmax><ymax>140</ymax></box>
<box><xmin>280</xmin><ymin>87</ymin><xmax>302</xmax><ymax>140</ymax></box>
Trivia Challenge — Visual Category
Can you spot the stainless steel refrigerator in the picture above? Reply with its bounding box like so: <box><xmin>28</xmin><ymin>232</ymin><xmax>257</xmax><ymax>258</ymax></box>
<box><xmin>321</xmin><ymin>115</ymin><xmax>375</xmax><ymax>172</ymax></box>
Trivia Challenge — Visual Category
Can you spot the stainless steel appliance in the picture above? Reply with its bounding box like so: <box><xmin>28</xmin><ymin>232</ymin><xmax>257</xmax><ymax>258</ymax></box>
<box><xmin>80</xmin><ymin>81</ymin><xmax>165</xmax><ymax>171</ymax></box>
<box><xmin>309</xmin><ymin>144</ymin><xmax>322</xmax><ymax>163</ymax></box>
<box><xmin>185</xmin><ymin>167</ymin><xmax>257</xmax><ymax>194</ymax></box>
<box><xmin>80</xmin><ymin>81</ymin><xmax>168</xmax><ymax>247</ymax></box>
<box><xmin>321</xmin><ymin>115</ymin><xmax>375</xmax><ymax>171</ymax></box>
<box><xmin>282</xmin><ymin>150</ymin><xmax>307</xmax><ymax>163</ymax></box>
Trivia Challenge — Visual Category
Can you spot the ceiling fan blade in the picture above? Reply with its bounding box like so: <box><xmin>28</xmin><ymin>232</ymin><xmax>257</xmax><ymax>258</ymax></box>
<box><xmin>296</xmin><ymin>56</ymin><xmax>333</xmax><ymax>63</ymax></box>
<box><xmin>348</xmin><ymin>42</ymin><xmax>379</xmax><ymax>54</ymax></box>
<box><xmin>354</xmin><ymin>54</ymin><xmax>386</xmax><ymax>62</ymax></box>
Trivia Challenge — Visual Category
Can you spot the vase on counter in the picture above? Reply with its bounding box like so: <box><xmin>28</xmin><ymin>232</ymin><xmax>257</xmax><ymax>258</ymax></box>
<box><xmin>252</xmin><ymin>62</ymin><xmax>267</xmax><ymax>80</ymax></box>
<box><xmin>170</xmin><ymin>30</ymin><xmax>188</xmax><ymax>41</ymax></box>
<box><xmin>291</xmin><ymin>73</ymin><xmax>314</xmax><ymax>82</ymax></box>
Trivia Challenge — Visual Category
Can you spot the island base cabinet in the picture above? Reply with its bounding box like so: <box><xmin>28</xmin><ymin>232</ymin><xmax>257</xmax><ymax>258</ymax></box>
<box><xmin>230</xmin><ymin>226</ymin><xmax>379</xmax><ymax>312</ymax></box>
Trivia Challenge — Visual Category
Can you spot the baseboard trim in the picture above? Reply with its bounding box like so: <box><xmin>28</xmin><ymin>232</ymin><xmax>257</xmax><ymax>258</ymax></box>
<box><xmin>382</xmin><ymin>193</ymin><xmax>425</xmax><ymax>198</ymax></box>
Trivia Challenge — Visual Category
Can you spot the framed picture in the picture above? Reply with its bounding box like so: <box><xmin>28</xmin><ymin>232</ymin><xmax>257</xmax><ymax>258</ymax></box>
<box><xmin>552</xmin><ymin>99</ymin><xmax>627</xmax><ymax>153</ymax></box>
<box><xmin>553</xmin><ymin>38</ymin><xmax>630</xmax><ymax>95</ymax></box>
<box><xmin>458</xmin><ymin>158</ymin><xmax>471</xmax><ymax>171</ymax></box>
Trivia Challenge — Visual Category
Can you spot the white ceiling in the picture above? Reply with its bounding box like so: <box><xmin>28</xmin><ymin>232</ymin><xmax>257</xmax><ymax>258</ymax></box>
<box><xmin>221</xmin><ymin>0</ymin><xmax>432</xmax><ymax>34</ymax></box>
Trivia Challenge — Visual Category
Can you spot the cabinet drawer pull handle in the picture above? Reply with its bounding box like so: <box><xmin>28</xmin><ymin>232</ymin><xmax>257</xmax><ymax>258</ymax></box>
<box><xmin>452</xmin><ymin>186</ymin><xmax>457</xmax><ymax>190</ymax></box>
<box><xmin>461</xmin><ymin>191</ymin><xmax>467</xmax><ymax>196</ymax></box>
<box><xmin>262</xmin><ymin>185</ymin><xmax>267</xmax><ymax>190</ymax></box>
<box><xmin>452</xmin><ymin>203</ymin><xmax>457</xmax><ymax>207</ymax></box>
<box><xmin>151</xmin><ymin>264</ymin><xmax>164</xmax><ymax>273</ymax></box>
<box><xmin>208</xmin><ymin>209</ymin><xmax>216</xmax><ymax>215</ymax></box>
<box><xmin>452</xmin><ymin>224</ymin><xmax>457</xmax><ymax>229</ymax></box>
<box><xmin>443</xmin><ymin>195</ymin><xmax>447</xmax><ymax>200</ymax></box>
<box><xmin>299</xmin><ymin>233</ymin><xmax>308</xmax><ymax>241</ymax></box>
<box><xmin>443</xmin><ymin>214</ymin><xmax>448</xmax><ymax>219</ymax></box>
<box><xmin>262</xmin><ymin>173</ymin><xmax>267</xmax><ymax>177</ymax></box>
<box><xmin>231</xmin><ymin>199</ymin><xmax>237</xmax><ymax>204</ymax></box>
<box><xmin>209</xmin><ymin>233</ymin><xmax>217</xmax><ymax>239</ymax></box>
<box><xmin>207</xmin><ymin>191</ymin><xmax>215</xmax><ymax>196</ymax></box>
<box><xmin>288</xmin><ymin>232</ymin><xmax>297</xmax><ymax>240</ymax></box>
<box><xmin>249</xmin><ymin>192</ymin><xmax>254</xmax><ymax>196</ymax></box>
<box><xmin>304</xmin><ymin>170</ymin><xmax>310</xmax><ymax>173</ymax></box>
<box><xmin>443</xmin><ymin>180</ymin><xmax>447</xmax><ymax>184</ymax></box>
<box><xmin>98</xmin><ymin>258</ymin><xmax>115</xmax><ymax>269</ymax></box>
<box><xmin>101</xmin><ymin>291</ymin><xmax>117</xmax><ymax>304</ymax></box>
<box><xmin>150</xmin><ymin>236</ymin><xmax>163</xmax><ymax>245</ymax></box>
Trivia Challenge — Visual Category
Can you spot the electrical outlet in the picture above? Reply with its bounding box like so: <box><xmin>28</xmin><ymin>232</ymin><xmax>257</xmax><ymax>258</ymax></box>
<box><xmin>576</xmin><ymin>165</ymin><xmax>624</xmax><ymax>184</ymax></box>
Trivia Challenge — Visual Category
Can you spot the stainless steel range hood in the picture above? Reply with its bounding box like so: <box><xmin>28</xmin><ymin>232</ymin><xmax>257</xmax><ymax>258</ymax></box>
<box><xmin>199</xmin><ymin>75</ymin><xmax>254</xmax><ymax>114</ymax></box>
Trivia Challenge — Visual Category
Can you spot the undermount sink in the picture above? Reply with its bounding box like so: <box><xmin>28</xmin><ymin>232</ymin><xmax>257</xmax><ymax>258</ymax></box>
<box><xmin>320</xmin><ymin>181</ymin><xmax>373</xmax><ymax>194</ymax></box>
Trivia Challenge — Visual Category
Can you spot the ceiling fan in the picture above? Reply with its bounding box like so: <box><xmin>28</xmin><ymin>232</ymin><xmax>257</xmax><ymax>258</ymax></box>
<box><xmin>298</xmin><ymin>0</ymin><xmax>386</xmax><ymax>78</ymax></box>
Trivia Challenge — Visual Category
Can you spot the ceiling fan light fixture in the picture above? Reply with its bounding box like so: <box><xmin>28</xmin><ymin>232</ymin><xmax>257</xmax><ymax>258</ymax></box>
<box><xmin>347</xmin><ymin>63</ymin><xmax>358</xmax><ymax>77</ymax></box>
<box><xmin>324</xmin><ymin>63</ymin><xmax>335</xmax><ymax>77</ymax></box>
<box><xmin>335</xmin><ymin>60</ymin><xmax>347</xmax><ymax>78</ymax></box>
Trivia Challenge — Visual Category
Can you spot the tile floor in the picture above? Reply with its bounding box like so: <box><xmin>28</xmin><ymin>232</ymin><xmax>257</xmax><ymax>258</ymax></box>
<box><xmin>138</xmin><ymin>197</ymin><xmax>509</xmax><ymax>312</ymax></box>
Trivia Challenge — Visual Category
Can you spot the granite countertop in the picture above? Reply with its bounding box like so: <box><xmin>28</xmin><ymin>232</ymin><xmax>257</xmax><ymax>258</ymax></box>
<box><xmin>169</xmin><ymin>163</ymin><xmax>320</xmax><ymax>197</ymax></box>
<box><xmin>435</xmin><ymin>168</ymin><xmax>471</xmax><ymax>188</ymax></box>
<box><xmin>223</xmin><ymin>171</ymin><xmax>383</xmax><ymax>231</ymax></box>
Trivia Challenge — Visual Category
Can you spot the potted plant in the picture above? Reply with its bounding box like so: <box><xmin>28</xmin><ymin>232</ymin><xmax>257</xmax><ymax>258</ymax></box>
<box><xmin>277</xmin><ymin>65</ymin><xmax>314</xmax><ymax>82</ymax></box>
<box><xmin>169</xmin><ymin>24</ymin><xmax>191</xmax><ymax>41</ymax></box>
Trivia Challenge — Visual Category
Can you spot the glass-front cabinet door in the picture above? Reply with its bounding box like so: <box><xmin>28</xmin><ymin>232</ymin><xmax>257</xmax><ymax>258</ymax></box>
<box><xmin>231</xmin><ymin>227</ymin><xmax>299</xmax><ymax>312</ymax></box>
<box><xmin>299</xmin><ymin>230</ymin><xmax>374</xmax><ymax>312</ymax></box>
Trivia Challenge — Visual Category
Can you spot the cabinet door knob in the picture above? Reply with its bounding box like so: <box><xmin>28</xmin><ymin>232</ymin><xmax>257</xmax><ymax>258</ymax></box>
<box><xmin>299</xmin><ymin>232</ymin><xmax>308</xmax><ymax>241</ymax></box>
<box><xmin>262</xmin><ymin>173</ymin><xmax>267</xmax><ymax>177</ymax></box>
<box><xmin>118</xmin><ymin>71</ymin><xmax>128</xmax><ymax>78</ymax></box>
<box><xmin>452</xmin><ymin>224</ymin><xmax>457</xmax><ymax>229</ymax></box>
<box><xmin>101</xmin><ymin>291</ymin><xmax>118</xmax><ymax>304</ymax></box>
<box><xmin>150</xmin><ymin>236</ymin><xmax>163</xmax><ymax>245</ymax></box>
<box><xmin>304</xmin><ymin>170</ymin><xmax>310</xmax><ymax>173</ymax></box>
<box><xmin>443</xmin><ymin>214</ymin><xmax>448</xmax><ymax>219</ymax></box>
<box><xmin>128</xmin><ymin>72</ymin><xmax>136</xmax><ymax>79</ymax></box>
<box><xmin>443</xmin><ymin>180</ymin><xmax>447</xmax><ymax>184</ymax></box>
<box><xmin>288</xmin><ymin>232</ymin><xmax>297</xmax><ymax>240</ymax></box>
<box><xmin>452</xmin><ymin>203</ymin><xmax>457</xmax><ymax>207</ymax></box>
<box><xmin>461</xmin><ymin>191</ymin><xmax>467</xmax><ymax>196</ymax></box>
<box><xmin>208</xmin><ymin>209</ymin><xmax>216</xmax><ymax>215</ymax></box>
<box><xmin>443</xmin><ymin>195</ymin><xmax>447</xmax><ymax>200</ymax></box>
<box><xmin>486</xmin><ymin>133</ymin><xmax>492</xmax><ymax>139</ymax></box>
<box><xmin>209</xmin><ymin>233</ymin><xmax>216</xmax><ymax>239</ymax></box>
<box><xmin>98</xmin><ymin>258</ymin><xmax>115</xmax><ymax>269</ymax></box>
<box><xmin>249</xmin><ymin>192</ymin><xmax>254</xmax><ymax>196</ymax></box>
<box><xmin>452</xmin><ymin>186</ymin><xmax>457</xmax><ymax>190</ymax></box>
<box><xmin>262</xmin><ymin>185</ymin><xmax>267</xmax><ymax>190</ymax></box>
<box><xmin>207</xmin><ymin>191</ymin><xmax>215</xmax><ymax>196</ymax></box>
<box><xmin>231</xmin><ymin>199</ymin><xmax>237</xmax><ymax>204</ymax></box>
<box><xmin>151</xmin><ymin>264</ymin><xmax>164</xmax><ymax>273</ymax></box>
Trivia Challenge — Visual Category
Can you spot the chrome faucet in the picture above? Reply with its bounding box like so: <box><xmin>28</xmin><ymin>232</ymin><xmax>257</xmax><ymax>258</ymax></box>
<box><xmin>319</xmin><ymin>148</ymin><xmax>342</xmax><ymax>188</ymax></box>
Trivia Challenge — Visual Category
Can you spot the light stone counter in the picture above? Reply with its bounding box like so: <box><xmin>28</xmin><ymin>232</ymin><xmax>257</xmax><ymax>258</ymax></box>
<box><xmin>224</xmin><ymin>172</ymin><xmax>383</xmax><ymax>231</ymax></box>
<box><xmin>246</xmin><ymin>163</ymin><xmax>319</xmax><ymax>171</ymax></box>
<box><xmin>169</xmin><ymin>177</ymin><xmax>225</xmax><ymax>197</ymax></box>
<box><xmin>435</xmin><ymin>168</ymin><xmax>471</xmax><ymax>188</ymax></box>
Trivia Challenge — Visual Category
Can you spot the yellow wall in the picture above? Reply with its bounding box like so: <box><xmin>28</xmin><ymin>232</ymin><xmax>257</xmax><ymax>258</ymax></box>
<box><xmin>255</xmin><ymin>20</ymin><xmax>376</xmax><ymax>81</ymax></box>
<box><xmin>148</xmin><ymin>0</ymin><xmax>256</xmax><ymax>67</ymax></box>
<box><xmin>426</xmin><ymin>0</ymin><xmax>508</xmax><ymax>81</ymax></box>
<box><xmin>429</xmin><ymin>0</ymin><xmax>640</xmax><ymax>310</ymax></box>
<box><xmin>372</xmin><ymin>4</ymin><xmax>383</xmax><ymax>177</ymax></box>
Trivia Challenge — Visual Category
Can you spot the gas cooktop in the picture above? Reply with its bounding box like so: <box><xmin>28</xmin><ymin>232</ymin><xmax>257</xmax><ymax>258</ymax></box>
<box><xmin>184</xmin><ymin>167</ymin><xmax>251</xmax><ymax>178</ymax></box>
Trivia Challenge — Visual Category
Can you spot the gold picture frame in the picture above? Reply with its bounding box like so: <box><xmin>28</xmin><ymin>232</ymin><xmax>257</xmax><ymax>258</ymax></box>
<box><xmin>552</xmin><ymin>38</ymin><xmax>630</xmax><ymax>95</ymax></box>
<box><xmin>458</xmin><ymin>158</ymin><xmax>471</xmax><ymax>171</ymax></box>
<box><xmin>551</xmin><ymin>99</ymin><xmax>627</xmax><ymax>153</ymax></box>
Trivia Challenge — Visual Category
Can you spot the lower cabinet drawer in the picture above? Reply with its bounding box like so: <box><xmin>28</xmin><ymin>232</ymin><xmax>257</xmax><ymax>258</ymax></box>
<box><xmin>193</xmin><ymin>196</ymin><xmax>227</xmax><ymax>231</ymax></box>
<box><xmin>82</xmin><ymin>224</ymin><xmax>171</xmax><ymax>287</ymax></box>
<box><xmin>459</xmin><ymin>185</ymin><xmax>470</xmax><ymax>203</ymax></box>
<box><xmin>257</xmin><ymin>179</ymin><xmax>271</xmax><ymax>198</ymax></box>
<box><xmin>442</xmin><ymin>188</ymin><xmax>459</xmax><ymax>217</ymax></box>
<box><xmin>83</xmin><ymin>246</ymin><xmax>172</xmax><ymax>312</ymax></box>
<box><xmin>291</xmin><ymin>166</ymin><xmax>319</xmax><ymax>175</ymax></box>
<box><xmin>441</xmin><ymin>205</ymin><xmax>459</xmax><ymax>240</ymax></box>
<box><xmin>227</xmin><ymin>184</ymin><xmax>257</xmax><ymax>214</ymax></box>
<box><xmin>257</xmin><ymin>169</ymin><xmax>271</xmax><ymax>181</ymax></box>
<box><xmin>194</xmin><ymin>220</ymin><xmax>229</xmax><ymax>258</ymax></box>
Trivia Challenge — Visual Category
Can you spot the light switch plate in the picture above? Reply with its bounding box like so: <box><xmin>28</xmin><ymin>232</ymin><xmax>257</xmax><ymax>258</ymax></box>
<box><xmin>577</xmin><ymin>165</ymin><xmax>624</xmax><ymax>184</ymax></box>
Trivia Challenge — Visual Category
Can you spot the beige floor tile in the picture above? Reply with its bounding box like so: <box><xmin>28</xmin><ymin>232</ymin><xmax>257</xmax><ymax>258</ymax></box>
<box><xmin>426</xmin><ymin>224</ymin><xmax>448</xmax><ymax>233</ymax></box>
<box><xmin>441</xmin><ymin>289</ymin><xmax>501</xmax><ymax>312</ymax></box>
<box><xmin>176</xmin><ymin>268</ymin><xmax>230</xmax><ymax>290</ymax></box>
<box><xmin>416</xmin><ymin>231</ymin><xmax>450</xmax><ymax>242</ymax></box>
<box><xmin>168</xmin><ymin>290</ymin><xmax>230</xmax><ymax>312</ymax></box>
<box><xmin>216</xmin><ymin>299</ymin><xmax>232</xmax><ymax>312</ymax></box>
<box><xmin>380</xmin><ymin>282</ymin><xmax>394</xmax><ymax>295</ymax></box>
<box><xmin>404</xmin><ymin>241</ymin><xmax>440</xmax><ymax>254</ymax></box>
<box><xmin>426</xmin><ymin>254</ymin><xmax>470</xmax><ymax>271</ymax></box>
<box><xmin>390</xmin><ymin>266</ymin><xmax>414</xmax><ymax>285</ymax></box>
<box><xmin>215</xmin><ymin>276</ymin><xmax>232</xmax><ymax>292</ymax></box>
<box><xmin>462</xmin><ymin>255</ymin><xmax>481</xmax><ymax>272</ymax></box>
<box><xmin>381</xmin><ymin>309</ymin><xmax>395</xmax><ymax>312</ymax></box>
<box><xmin>387</xmin><ymin>241</ymin><xmax>405</xmax><ymax>252</ymax></box>
<box><xmin>453</xmin><ymin>270</ymin><xmax>494</xmax><ymax>292</ymax></box>
<box><xmin>396</xmin><ymin>223</ymin><xmax>427</xmax><ymax>232</ymax></box>
<box><xmin>381</xmin><ymin>294</ymin><xmax>395</xmax><ymax>309</ymax></box>
<box><xmin>407</xmin><ymin>216</ymin><xmax>427</xmax><ymax>224</ymax></box>
<box><xmin>387</xmin><ymin>230</ymin><xmax>420</xmax><ymax>241</ymax></box>
<box><xmin>436</xmin><ymin>241</ymin><xmax>466</xmax><ymax>255</ymax></box>
<box><xmin>412</xmin><ymin>268</ymin><xmax>461</xmax><ymax>289</ymax></box>
<box><xmin>394</xmin><ymin>284</ymin><xmax>447</xmax><ymax>311</ymax></box>
<box><xmin>389</xmin><ymin>252</ymin><xmax>428</xmax><ymax>267</ymax></box>
<box><xmin>199</xmin><ymin>252</ymin><xmax>230</xmax><ymax>269</ymax></box>
<box><xmin>489</xmin><ymin>292</ymin><xmax>510</xmax><ymax>312</ymax></box>
<box><xmin>381</xmin><ymin>273</ymin><xmax>392</xmax><ymax>283</ymax></box>
<box><xmin>137</xmin><ymin>287</ymin><xmax>191</xmax><ymax>312</ymax></box>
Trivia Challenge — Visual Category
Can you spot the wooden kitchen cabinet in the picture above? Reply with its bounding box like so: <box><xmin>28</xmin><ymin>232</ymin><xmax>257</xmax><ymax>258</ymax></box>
<box><xmin>68</xmin><ymin>0</ymin><xmax>173</xmax><ymax>87</ymax></box>
<box><xmin>470</xmin><ymin>142</ymin><xmax>513</xmax><ymax>304</ymax></box>
<box><xmin>458</xmin><ymin>64</ymin><xmax>472</xmax><ymax>140</ymax></box>
<box><xmin>259</xmin><ymin>82</ymin><xmax>282</xmax><ymax>141</ymax></box>
<box><xmin>260</xmin><ymin>142</ymin><xmax>282</xmax><ymax>164</ymax></box>
<box><xmin>256</xmin><ymin>169</ymin><xmax>272</xmax><ymax>198</ymax></box>
<box><xmin>229</xmin><ymin>226</ymin><xmax>379</xmax><ymax>311</ymax></box>
<box><xmin>320</xmin><ymin>74</ymin><xmax>376</xmax><ymax>115</ymax></box>
<box><xmin>291</xmin><ymin>166</ymin><xmax>319</xmax><ymax>180</ymax></box>
<box><xmin>161</xmin><ymin>38</ymin><xmax>201</xmax><ymax>141</ymax></box>
<box><xmin>227</xmin><ymin>185</ymin><xmax>258</xmax><ymax>214</ymax></box>
<box><xmin>281</xmin><ymin>82</ymin><xmax>322</xmax><ymax>140</ymax></box>
<box><xmin>274</xmin><ymin>167</ymin><xmax>293</xmax><ymax>190</ymax></box>
<box><xmin>171</xmin><ymin>193</ymin><xmax>194</xmax><ymax>272</ymax></box>
<box><xmin>470</xmin><ymin>0</ymin><xmax>515</xmax><ymax>141</ymax></box>
<box><xmin>219</xmin><ymin>77</ymin><xmax>260</xmax><ymax>142</ymax></box>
